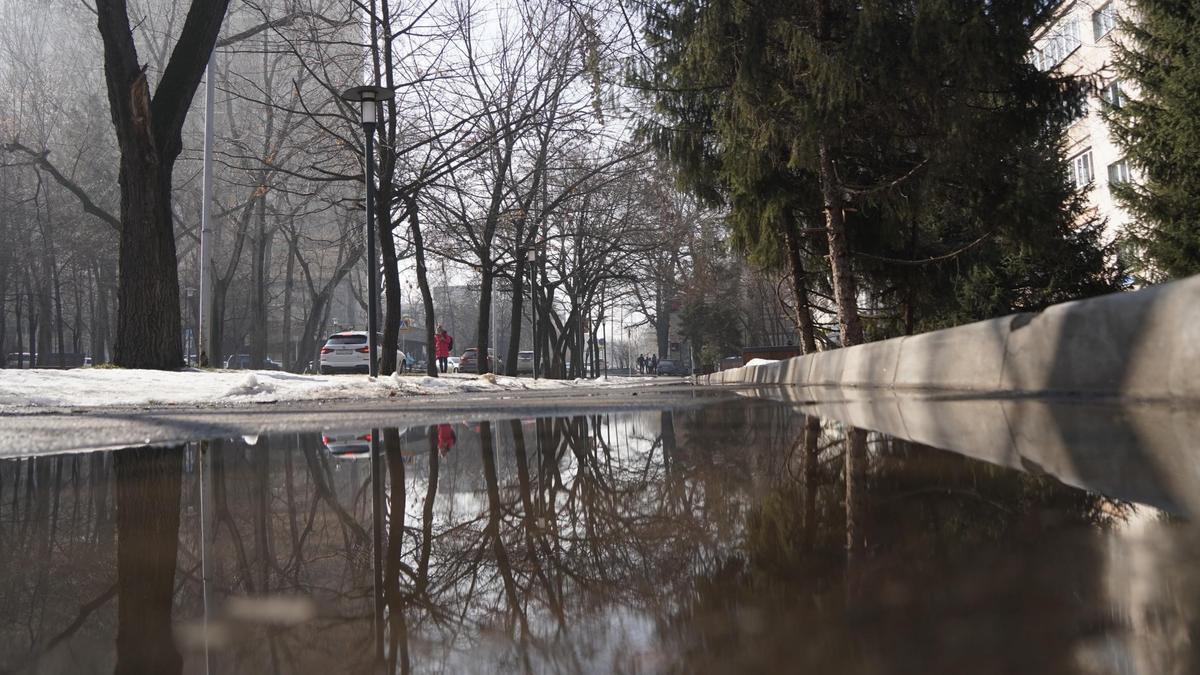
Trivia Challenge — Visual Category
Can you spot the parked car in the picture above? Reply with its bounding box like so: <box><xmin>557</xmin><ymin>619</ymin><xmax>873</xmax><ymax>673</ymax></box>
<box><xmin>515</xmin><ymin>351</ymin><xmax>535</xmax><ymax>374</ymax></box>
<box><xmin>318</xmin><ymin>331</ymin><xmax>406</xmax><ymax>374</ymax></box>
<box><xmin>447</xmin><ymin>356</ymin><xmax>461</xmax><ymax>373</ymax></box>
<box><xmin>655</xmin><ymin>359</ymin><xmax>687</xmax><ymax>376</ymax></box>
<box><xmin>225</xmin><ymin>354</ymin><xmax>283</xmax><ymax>370</ymax></box>
<box><xmin>458</xmin><ymin>348</ymin><xmax>503</xmax><ymax>373</ymax></box>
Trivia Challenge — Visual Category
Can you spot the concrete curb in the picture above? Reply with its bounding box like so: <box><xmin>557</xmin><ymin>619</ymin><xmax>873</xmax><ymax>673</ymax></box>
<box><xmin>705</xmin><ymin>275</ymin><xmax>1200</xmax><ymax>400</ymax></box>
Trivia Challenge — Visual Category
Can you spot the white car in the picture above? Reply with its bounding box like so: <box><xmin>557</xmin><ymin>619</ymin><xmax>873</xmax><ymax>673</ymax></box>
<box><xmin>319</xmin><ymin>331</ymin><xmax>406</xmax><ymax>374</ymax></box>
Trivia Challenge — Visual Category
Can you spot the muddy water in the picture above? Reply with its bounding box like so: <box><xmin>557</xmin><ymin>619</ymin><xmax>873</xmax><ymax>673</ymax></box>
<box><xmin>0</xmin><ymin>396</ymin><xmax>1196</xmax><ymax>674</ymax></box>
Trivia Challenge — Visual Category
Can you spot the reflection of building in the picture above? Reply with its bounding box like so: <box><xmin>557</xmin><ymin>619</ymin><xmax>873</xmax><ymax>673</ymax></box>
<box><xmin>1031</xmin><ymin>0</ymin><xmax>1135</xmax><ymax>246</ymax></box>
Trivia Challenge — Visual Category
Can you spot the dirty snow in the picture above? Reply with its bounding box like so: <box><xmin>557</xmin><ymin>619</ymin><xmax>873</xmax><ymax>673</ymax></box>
<box><xmin>0</xmin><ymin>368</ymin><xmax>653</xmax><ymax>410</ymax></box>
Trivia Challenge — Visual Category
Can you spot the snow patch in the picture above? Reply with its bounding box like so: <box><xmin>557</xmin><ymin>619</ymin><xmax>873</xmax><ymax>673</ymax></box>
<box><xmin>225</xmin><ymin>373</ymin><xmax>277</xmax><ymax>397</ymax></box>
<box><xmin>744</xmin><ymin>358</ymin><xmax>780</xmax><ymax>367</ymax></box>
<box><xmin>0</xmin><ymin>367</ymin><xmax>662</xmax><ymax>409</ymax></box>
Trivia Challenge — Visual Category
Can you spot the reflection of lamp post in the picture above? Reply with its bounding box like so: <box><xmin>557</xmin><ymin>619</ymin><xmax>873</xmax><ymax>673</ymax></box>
<box><xmin>340</xmin><ymin>85</ymin><xmax>395</xmax><ymax>378</ymax></box>
<box><xmin>527</xmin><ymin>249</ymin><xmax>538</xmax><ymax>380</ymax></box>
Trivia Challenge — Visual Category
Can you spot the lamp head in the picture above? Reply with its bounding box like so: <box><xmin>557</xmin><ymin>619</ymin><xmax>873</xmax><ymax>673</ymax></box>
<box><xmin>339</xmin><ymin>85</ymin><xmax>395</xmax><ymax>129</ymax></box>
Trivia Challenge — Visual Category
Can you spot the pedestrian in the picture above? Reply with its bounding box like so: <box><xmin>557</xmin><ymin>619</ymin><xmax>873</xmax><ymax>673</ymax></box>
<box><xmin>637</xmin><ymin>354</ymin><xmax>645</xmax><ymax>375</ymax></box>
<box><xmin>651</xmin><ymin>354</ymin><xmax>659</xmax><ymax>374</ymax></box>
<box><xmin>435</xmin><ymin>324</ymin><xmax>454</xmax><ymax>373</ymax></box>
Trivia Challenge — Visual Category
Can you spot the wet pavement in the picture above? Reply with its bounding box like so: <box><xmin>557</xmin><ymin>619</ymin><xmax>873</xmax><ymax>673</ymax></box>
<box><xmin>2</xmin><ymin>392</ymin><xmax>1199</xmax><ymax>673</ymax></box>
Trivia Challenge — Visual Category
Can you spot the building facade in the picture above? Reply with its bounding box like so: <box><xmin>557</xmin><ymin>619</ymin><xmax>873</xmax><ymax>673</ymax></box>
<box><xmin>1031</xmin><ymin>0</ymin><xmax>1135</xmax><ymax>248</ymax></box>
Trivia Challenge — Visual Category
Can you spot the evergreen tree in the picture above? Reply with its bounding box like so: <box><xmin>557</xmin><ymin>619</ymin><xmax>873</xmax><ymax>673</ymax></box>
<box><xmin>1106</xmin><ymin>0</ymin><xmax>1200</xmax><ymax>280</ymax></box>
<box><xmin>641</xmin><ymin>0</ymin><xmax>1117</xmax><ymax>342</ymax></box>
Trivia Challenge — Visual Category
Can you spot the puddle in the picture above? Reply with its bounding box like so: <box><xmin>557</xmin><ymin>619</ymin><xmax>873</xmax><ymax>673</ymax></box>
<box><xmin>1</xmin><ymin>396</ymin><xmax>1198</xmax><ymax>673</ymax></box>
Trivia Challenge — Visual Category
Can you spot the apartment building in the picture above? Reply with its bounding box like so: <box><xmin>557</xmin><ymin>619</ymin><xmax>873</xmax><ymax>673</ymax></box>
<box><xmin>1031</xmin><ymin>0</ymin><xmax>1134</xmax><ymax>247</ymax></box>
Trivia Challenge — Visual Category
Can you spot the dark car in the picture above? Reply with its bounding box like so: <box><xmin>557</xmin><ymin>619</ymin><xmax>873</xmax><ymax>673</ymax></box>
<box><xmin>655</xmin><ymin>359</ymin><xmax>686</xmax><ymax>376</ymax></box>
<box><xmin>458</xmin><ymin>348</ymin><xmax>504</xmax><ymax>373</ymax></box>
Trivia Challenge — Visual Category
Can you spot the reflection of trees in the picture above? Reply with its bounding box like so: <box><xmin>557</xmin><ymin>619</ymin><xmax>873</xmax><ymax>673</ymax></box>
<box><xmin>0</xmin><ymin>437</ymin><xmax>378</xmax><ymax>674</ymax></box>
<box><xmin>5</xmin><ymin>401</ymin><xmax>1167</xmax><ymax>673</ymax></box>
<box><xmin>370</xmin><ymin>404</ymin><xmax>805</xmax><ymax>671</ymax></box>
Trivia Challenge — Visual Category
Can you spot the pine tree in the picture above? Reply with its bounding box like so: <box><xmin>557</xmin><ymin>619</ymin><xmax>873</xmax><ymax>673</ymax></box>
<box><xmin>640</xmin><ymin>0</ymin><xmax>1117</xmax><ymax>342</ymax></box>
<box><xmin>1106</xmin><ymin>0</ymin><xmax>1200</xmax><ymax>280</ymax></box>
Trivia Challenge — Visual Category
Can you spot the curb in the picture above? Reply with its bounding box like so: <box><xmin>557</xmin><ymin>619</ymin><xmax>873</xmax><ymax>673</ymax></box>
<box><xmin>705</xmin><ymin>275</ymin><xmax>1200</xmax><ymax>400</ymax></box>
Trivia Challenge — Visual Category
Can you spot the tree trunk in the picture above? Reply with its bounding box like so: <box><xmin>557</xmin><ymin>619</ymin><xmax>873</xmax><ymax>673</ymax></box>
<box><xmin>0</xmin><ymin>262</ymin><xmax>7</xmax><ymax>368</ymax></box>
<box><xmin>72</xmin><ymin>265</ymin><xmax>83</xmax><ymax>354</ymax></box>
<box><xmin>97</xmin><ymin>0</ymin><xmax>231</xmax><ymax>369</ymax></box>
<box><xmin>784</xmin><ymin>223</ymin><xmax>818</xmax><ymax>354</ymax></box>
<box><xmin>250</xmin><ymin>197</ymin><xmax>269</xmax><ymax>368</ymax></box>
<box><xmin>24</xmin><ymin>270</ymin><xmax>37</xmax><ymax>366</ymax></box>
<box><xmin>281</xmin><ymin>238</ymin><xmax>296</xmax><ymax>370</ymax></box>
<box><xmin>818</xmin><ymin>138</ymin><xmax>864</xmax><ymax>347</ymax></box>
<box><xmin>378</xmin><ymin>200</ymin><xmax>401</xmax><ymax>376</ymax></box>
<box><xmin>505</xmin><ymin>264</ymin><xmax>524</xmax><ymax>376</ymax></box>
<box><xmin>210</xmin><ymin>278</ymin><xmax>229</xmax><ymax>366</ymax></box>
<box><xmin>475</xmin><ymin>258</ymin><xmax>493</xmax><ymax>375</ymax></box>
<box><xmin>111</xmin><ymin>109</ymin><xmax>184</xmax><ymax>369</ymax></box>
<box><xmin>96</xmin><ymin>263</ymin><xmax>115</xmax><ymax>364</ymax></box>
<box><xmin>406</xmin><ymin>196</ymin><xmax>439</xmax><ymax>377</ymax></box>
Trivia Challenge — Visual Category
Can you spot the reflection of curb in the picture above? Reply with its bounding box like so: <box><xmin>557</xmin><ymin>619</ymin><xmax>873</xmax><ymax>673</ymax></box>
<box><xmin>706</xmin><ymin>275</ymin><xmax>1200</xmax><ymax>401</ymax></box>
<box><xmin>762</xmin><ymin>387</ymin><xmax>1191</xmax><ymax>515</ymax></box>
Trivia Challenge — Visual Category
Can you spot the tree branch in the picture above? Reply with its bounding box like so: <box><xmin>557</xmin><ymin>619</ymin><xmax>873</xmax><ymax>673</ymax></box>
<box><xmin>1</xmin><ymin>141</ymin><xmax>121</xmax><ymax>232</ymax></box>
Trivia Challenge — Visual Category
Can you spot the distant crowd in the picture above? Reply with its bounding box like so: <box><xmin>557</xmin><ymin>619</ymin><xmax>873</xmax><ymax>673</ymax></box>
<box><xmin>636</xmin><ymin>354</ymin><xmax>659</xmax><ymax>375</ymax></box>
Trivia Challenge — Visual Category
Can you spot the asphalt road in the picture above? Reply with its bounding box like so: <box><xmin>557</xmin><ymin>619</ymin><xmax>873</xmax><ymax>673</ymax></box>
<box><xmin>0</xmin><ymin>382</ymin><xmax>760</xmax><ymax>457</ymax></box>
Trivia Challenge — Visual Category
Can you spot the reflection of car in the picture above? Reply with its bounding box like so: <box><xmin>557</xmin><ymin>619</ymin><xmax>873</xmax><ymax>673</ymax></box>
<box><xmin>458</xmin><ymin>348</ymin><xmax>503</xmax><ymax>373</ymax></box>
<box><xmin>321</xmin><ymin>432</ymin><xmax>373</xmax><ymax>458</ymax></box>
<box><xmin>656</xmin><ymin>359</ymin><xmax>686</xmax><ymax>376</ymax></box>
<box><xmin>225</xmin><ymin>354</ymin><xmax>283</xmax><ymax>370</ymax></box>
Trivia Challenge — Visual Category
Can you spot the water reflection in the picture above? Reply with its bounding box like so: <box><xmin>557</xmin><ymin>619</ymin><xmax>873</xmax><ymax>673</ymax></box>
<box><xmin>0</xmin><ymin>401</ymin><xmax>1196</xmax><ymax>673</ymax></box>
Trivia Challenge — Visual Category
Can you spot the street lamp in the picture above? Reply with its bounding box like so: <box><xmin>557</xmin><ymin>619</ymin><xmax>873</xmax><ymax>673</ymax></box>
<box><xmin>527</xmin><ymin>249</ymin><xmax>538</xmax><ymax>380</ymax></box>
<box><xmin>340</xmin><ymin>84</ymin><xmax>395</xmax><ymax>378</ymax></box>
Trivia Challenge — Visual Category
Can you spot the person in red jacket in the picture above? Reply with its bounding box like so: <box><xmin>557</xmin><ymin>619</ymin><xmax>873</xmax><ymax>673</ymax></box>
<box><xmin>434</xmin><ymin>324</ymin><xmax>453</xmax><ymax>373</ymax></box>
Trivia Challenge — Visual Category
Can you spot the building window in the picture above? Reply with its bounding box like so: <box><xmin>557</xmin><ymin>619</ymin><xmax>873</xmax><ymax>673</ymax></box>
<box><xmin>1093</xmin><ymin>3</ymin><xmax>1117</xmax><ymax>41</ymax></box>
<box><xmin>1036</xmin><ymin>17</ymin><xmax>1082</xmax><ymax>70</ymax></box>
<box><xmin>1108</xmin><ymin>159</ymin><xmax>1131</xmax><ymax>184</ymax></box>
<box><xmin>1102</xmin><ymin>80</ymin><xmax>1124</xmax><ymax>108</ymax></box>
<box><xmin>1070</xmin><ymin>149</ymin><xmax>1094</xmax><ymax>189</ymax></box>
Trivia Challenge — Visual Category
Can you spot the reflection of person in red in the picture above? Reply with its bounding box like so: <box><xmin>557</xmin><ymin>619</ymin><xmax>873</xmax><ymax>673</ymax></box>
<box><xmin>436</xmin><ymin>424</ymin><xmax>457</xmax><ymax>456</ymax></box>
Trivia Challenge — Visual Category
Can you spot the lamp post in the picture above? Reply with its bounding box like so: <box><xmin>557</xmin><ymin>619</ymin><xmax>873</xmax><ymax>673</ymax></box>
<box><xmin>185</xmin><ymin>287</ymin><xmax>196</xmax><ymax>365</ymax></box>
<box><xmin>340</xmin><ymin>85</ymin><xmax>395</xmax><ymax>378</ymax></box>
<box><xmin>527</xmin><ymin>249</ymin><xmax>538</xmax><ymax>380</ymax></box>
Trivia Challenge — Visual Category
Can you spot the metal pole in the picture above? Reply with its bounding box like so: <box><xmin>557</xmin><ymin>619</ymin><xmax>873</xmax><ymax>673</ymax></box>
<box><xmin>199</xmin><ymin>57</ymin><xmax>215</xmax><ymax>367</ymax></box>
<box><xmin>364</xmin><ymin>123</ymin><xmax>379</xmax><ymax>378</ymax></box>
<box><xmin>491</xmin><ymin>288</ymin><xmax>496</xmax><ymax>374</ymax></box>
